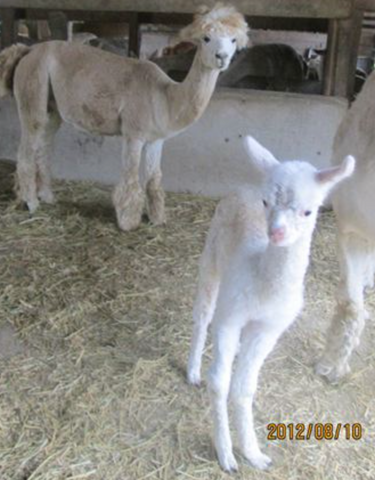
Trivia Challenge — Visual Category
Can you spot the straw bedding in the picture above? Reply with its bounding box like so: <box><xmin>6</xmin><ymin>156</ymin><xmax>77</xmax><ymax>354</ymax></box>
<box><xmin>0</xmin><ymin>160</ymin><xmax>374</xmax><ymax>480</ymax></box>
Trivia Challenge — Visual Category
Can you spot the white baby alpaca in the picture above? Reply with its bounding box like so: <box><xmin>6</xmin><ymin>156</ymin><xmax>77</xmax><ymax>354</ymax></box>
<box><xmin>187</xmin><ymin>136</ymin><xmax>355</xmax><ymax>472</ymax></box>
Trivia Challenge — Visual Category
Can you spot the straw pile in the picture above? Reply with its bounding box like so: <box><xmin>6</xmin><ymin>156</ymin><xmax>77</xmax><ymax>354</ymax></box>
<box><xmin>0</xmin><ymin>160</ymin><xmax>374</xmax><ymax>480</ymax></box>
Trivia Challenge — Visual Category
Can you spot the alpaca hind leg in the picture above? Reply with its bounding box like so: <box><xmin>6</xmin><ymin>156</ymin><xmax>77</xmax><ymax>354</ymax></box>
<box><xmin>113</xmin><ymin>138</ymin><xmax>145</xmax><ymax>231</ymax></box>
<box><xmin>144</xmin><ymin>140</ymin><xmax>165</xmax><ymax>225</ymax></box>
<box><xmin>14</xmin><ymin>62</ymin><xmax>56</xmax><ymax>211</ymax></box>
<box><xmin>35</xmin><ymin>111</ymin><xmax>61</xmax><ymax>204</ymax></box>
<box><xmin>187</xmin><ymin>252</ymin><xmax>219</xmax><ymax>386</ymax></box>
<box><xmin>230</xmin><ymin>323</ymin><xmax>282</xmax><ymax>470</ymax></box>
<box><xmin>316</xmin><ymin>233</ymin><xmax>369</xmax><ymax>383</ymax></box>
<box><xmin>16</xmin><ymin>133</ymin><xmax>40</xmax><ymax>213</ymax></box>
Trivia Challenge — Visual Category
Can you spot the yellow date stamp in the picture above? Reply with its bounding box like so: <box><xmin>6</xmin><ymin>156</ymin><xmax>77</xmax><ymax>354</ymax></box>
<box><xmin>267</xmin><ymin>423</ymin><xmax>362</xmax><ymax>441</ymax></box>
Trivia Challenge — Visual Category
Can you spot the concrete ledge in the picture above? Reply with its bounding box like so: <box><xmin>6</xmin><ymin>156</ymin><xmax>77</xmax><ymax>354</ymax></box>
<box><xmin>0</xmin><ymin>88</ymin><xmax>347</xmax><ymax>197</ymax></box>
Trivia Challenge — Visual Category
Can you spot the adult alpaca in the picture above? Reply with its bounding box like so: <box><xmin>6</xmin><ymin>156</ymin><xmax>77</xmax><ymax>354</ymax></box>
<box><xmin>0</xmin><ymin>4</ymin><xmax>248</xmax><ymax>231</ymax></box>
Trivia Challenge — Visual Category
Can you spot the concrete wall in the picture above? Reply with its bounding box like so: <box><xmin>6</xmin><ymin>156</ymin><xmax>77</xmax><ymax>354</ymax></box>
<box><xmin>0</xmin><ymin>89</ymin><xmax>347</xmax><ymax>197</ymax></box>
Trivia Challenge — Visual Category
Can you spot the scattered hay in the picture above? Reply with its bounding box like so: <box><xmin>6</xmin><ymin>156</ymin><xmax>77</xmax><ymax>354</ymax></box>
<box><xmin>0</xmin><ymin>161</ymin><xmax>374</xmax><ymax>480</ymax></box>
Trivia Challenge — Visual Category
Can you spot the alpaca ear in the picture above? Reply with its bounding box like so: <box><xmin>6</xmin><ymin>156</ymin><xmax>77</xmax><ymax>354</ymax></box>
<box><xmin>179</xmin><ymin>23</ymin><xmax>198</xmax><ymax>43</ymax></box>
<box><xmin>316</xmin><ymin>155</ymin><xmax>355</xmax><ymax>187</ymax></box>
<box><xmin>243</xmin><ymin>136</ymin><xmax>279</xmax><ymax>173</ymax></box>
<box><xmin>235</xmin><ymin>29</ymin><xmax>251</xmax><ymax>50</ymax></box>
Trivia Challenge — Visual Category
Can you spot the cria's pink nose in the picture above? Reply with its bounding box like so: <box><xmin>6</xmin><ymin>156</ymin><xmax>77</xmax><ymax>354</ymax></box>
<box><xmin>270</xmin><ymin>227</ymin><xmax>286</xmax><ymax>243</ymax></box>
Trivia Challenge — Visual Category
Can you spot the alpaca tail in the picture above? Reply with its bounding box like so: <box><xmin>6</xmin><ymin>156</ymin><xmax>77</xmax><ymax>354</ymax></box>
<box><xmin>0</xmin><ymin>44</ymin><xmax>31</xmax><ymax>98</ymax></box>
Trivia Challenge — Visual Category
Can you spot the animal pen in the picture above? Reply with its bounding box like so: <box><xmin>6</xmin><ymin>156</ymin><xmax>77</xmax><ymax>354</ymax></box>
<box><xmin>0</xmin><ymin>1</ymin><xmax>374</xmax><ymax>479</ymax></box>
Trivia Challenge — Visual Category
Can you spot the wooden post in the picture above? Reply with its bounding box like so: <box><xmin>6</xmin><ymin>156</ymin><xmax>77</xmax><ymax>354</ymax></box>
<box><xmin>347</xmin><ymin>9</ymin><xmax>364</xmax><ymax>98</ymax></box>
<box><xmin>323</xmin><ymin>19</ymin><xmax>339</xmax><ymax>96</ymax></box>
<box><xmin>1</xmin><ymin>8</ymin><xmax>16</xmax><ymax>48</ymax></box>
<box><xmin>332</xmin><ymin>14</ymin><xmax>361</xmax><ymax>98</ymax></box>
<box><xmin>48</xmin><ymin>10</ymin><xmax>68</xmax><ymax>40</ymax></box>
<box><xmin>128</xmin><ymin>12</ymin><xmax>141</xmax><ymax>57</ymax></box>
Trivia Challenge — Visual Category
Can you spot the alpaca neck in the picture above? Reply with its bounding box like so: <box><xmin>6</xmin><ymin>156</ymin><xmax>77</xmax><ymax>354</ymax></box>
<box><xmin>261</xmin><ymin>231</ymin><xmax>313</xmax><ymax>291</ymax></box>
<box><xmin>167</xmin><ymin>50</ymin><xmax>220</xmax><ymax>132</ymax></box>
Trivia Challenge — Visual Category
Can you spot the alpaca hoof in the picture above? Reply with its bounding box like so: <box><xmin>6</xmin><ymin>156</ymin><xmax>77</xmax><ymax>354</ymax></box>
<box><xmin>26</xmin><ymin>198</ymin><xmax>40</xmax><ymax>214</ymax></box>
<box><xmin>187</xmin><ymin>369</ymin><xmax>201</xmax><ymax>387</ymax></box>
<box><xmin>113</xmin><ymin>181</ymin><xmax>145</xmax><ymax>231</ymax></box>
<box><xmin>117</xmin><ymin>212</ymin><xmax>142</xmax><ymax>231</ymax></box>
<box><xmin>245</xmin><ymin>451</ymin><xmax>272</xmax><ymax>470</ymax></box>
<box><xmin>148</xmin><ymin>209</ymin><xmax>166</xmax><ymax>226</ymax></box>
<box><xmin>315</xmin><ymin>358</ymin><xmax>350</xmax><ymax>384</ymax></box>
<box><xmin>217</xmin><ymin>449</ymin><xmax>238</xmax><ymax>473</ymax></box>
<box><xmin>38</xmin><ymin>189</ymin><xmax>54</xmax><ymax>204</ymax></box>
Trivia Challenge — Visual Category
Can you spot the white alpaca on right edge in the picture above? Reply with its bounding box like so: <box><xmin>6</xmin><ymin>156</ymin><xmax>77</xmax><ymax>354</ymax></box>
<box><xmin>187</xmin><ymin>137</ymin><xmax>355</xmax><ymax>472</ymax></box>
<box><xmin>316</xmin><ymin>71</ymin><xmax>375</xmax><ymax>383</ymax></box>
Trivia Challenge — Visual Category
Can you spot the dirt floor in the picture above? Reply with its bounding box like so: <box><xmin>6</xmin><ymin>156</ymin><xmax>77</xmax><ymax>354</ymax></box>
<box><xmin>0</xmin><ymin>163</ymin><xmax>374</xmax><ymax>480</ymax></box>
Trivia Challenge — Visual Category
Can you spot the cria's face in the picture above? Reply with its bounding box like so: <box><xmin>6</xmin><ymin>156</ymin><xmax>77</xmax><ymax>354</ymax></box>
<box><xmin>262</xmin><ymin>164</ymin><xmax>324</xmax><ymax>247</ymax></box>
<box><xmin>199</xmin><ymin>32</ymin><xmax>237</xmax><ymax>70</ymax></box>
<box><xmin>242</xmin><ymin>136</ymin><xmax>355</xmax><ymax>248</ymax></box>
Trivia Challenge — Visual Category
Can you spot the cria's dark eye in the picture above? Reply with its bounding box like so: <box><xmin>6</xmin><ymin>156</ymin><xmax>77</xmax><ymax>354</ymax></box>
<box><xmin>304</xmin><ymin>210</ymin><xmax>312</xmax><ymax>217</ymax></box>
<box><xmin>203</xmin><ymin>36</ymin><xmax>211</xmax><ymax>43</ymax></box>
<box><xmin>231</xmin><ymin>38</ymin><xmax>236</xmax><ymax>43</ymax></box>
<box><xmin>263</xmin><ymin>200</ymin><xmax>268</xmax><ymax>208</ymax></box>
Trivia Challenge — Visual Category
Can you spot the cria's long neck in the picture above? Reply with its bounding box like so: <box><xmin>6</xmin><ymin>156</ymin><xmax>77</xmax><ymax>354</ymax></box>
<box><xmin>167</xmin><ymin>50</ymin><xmax>220</xmax><ymax>132</ymax></box>
<box><xmin>261</xmin><ymin>233</ymin><xmax>313</xmax><ymax>287</ymax></box>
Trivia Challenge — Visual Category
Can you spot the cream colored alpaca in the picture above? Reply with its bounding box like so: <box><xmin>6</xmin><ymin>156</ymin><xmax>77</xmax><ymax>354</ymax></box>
<box><xmin>0</xmin><ymin>4</ymin><xmax>248</xmax><ymax>231</ymax></box>
<box><xmin>316</xmin><ymin>70</ymin><xmax>375</xmax><ymax>383</ymax></box>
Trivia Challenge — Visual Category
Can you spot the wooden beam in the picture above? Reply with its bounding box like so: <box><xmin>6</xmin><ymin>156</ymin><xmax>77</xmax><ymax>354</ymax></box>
<box><xmin>356</xmin><ymin>0</ymin><xmax>375</xmax><ymax>11</ymax></box>
<box><xmin>21</xmin><ymin>10</ymin><xmax>329</xmax><ymax>33</ymax></box>
<box><xmin>0</xmin><ymin>8</ymin><xmax>16</xmax><ymax>48</ymax></box>
<box><xmin>0</xmin><ymin>0</ymin><xmax>354</xmax><ymax>19</ymax></box>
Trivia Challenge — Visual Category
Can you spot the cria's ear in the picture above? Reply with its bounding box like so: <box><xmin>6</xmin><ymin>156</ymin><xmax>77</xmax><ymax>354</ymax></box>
<box><xmin>243</xmin><ymin>136</ymin><xmax>279</xmax><ymax>173</ymax></box>
<box><xmin>316</xmin><ymin>155</ymin><xmax>355</xmax><ymax>186</ymax></box>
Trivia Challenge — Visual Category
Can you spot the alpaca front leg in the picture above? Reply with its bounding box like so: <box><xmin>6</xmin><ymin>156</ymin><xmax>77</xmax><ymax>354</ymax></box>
<box><xmin>208</xmin><ymin>323</ymin><xmax>241</xmax><ymax>472</ymax></box>
<box><xmin>316</xmin><ymin>233</ymin><xmax>369</xmax><ymax>383</ymax></box>
<box><xmin>113</xmin><ymin>138</ymin><xmax>145</xmax><ymax>231</ymax></box>
<box><xmin>144</xmin><ymin>140</ymin><xmax>165</xmax><ymax>225</ymax></box>
<box><xmin>187</xmin><ymin>260</ymin><xmax>219</xmax><ymax>386</ymax></box>
<box><xmin>230</xmin><ymin>323</ymin><xmax>281</xmax><ymax>470</ymax></box>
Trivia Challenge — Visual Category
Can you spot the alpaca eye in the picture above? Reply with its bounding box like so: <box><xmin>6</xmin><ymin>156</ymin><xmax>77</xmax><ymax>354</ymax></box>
<box><xmin>304</xmin><ymin>210</ymin><xmax>312</xmax><ymax>217</ymax></box>
<box><xmin>231</xmin><ymin>38</ymin><xmax>236</xmax><ymax>43</ymax></box>
<box><xmin>263</xmin><ymin>200</ymin><xmax>268</xmax><ymax>208</ymax></box>
<box><xmin>203</xmin><ymin>35</ymin><xmax>211</xmax><ymax>43</ymax></box>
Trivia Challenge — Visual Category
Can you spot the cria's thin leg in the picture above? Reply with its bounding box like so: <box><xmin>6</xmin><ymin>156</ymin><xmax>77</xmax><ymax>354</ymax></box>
<box><xmin>143</xmin><ymin>140</ymin><xmax>165</xmax><ymax>225</ymax></box>
<box><xmin>316</xmin><ymin>233</ymin><xmax>370</xmax><ymax>383</ymax></box>
<box><xmin>187</xmin><ymin>253</ymin><xmax>219</xmax><ymax>386</ymax></box>
<box><xmin>208</xmin><ymin>323</ymin><xmax>241</xmax><ymax>473</ymax></box>
<box><xmin>113</xmin><ymin>138</ymin><xmax>145</xmax><ymax>231</ymax></box>
<box><xmin>230</xmin><ymin>323</ymin><xmax>282</xmax><ymax>470</ymax></box>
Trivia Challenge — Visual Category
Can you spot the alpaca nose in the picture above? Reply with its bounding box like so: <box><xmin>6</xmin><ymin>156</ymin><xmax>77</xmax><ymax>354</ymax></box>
<box><xmin>215</xmin><ymin>52</ymin><xmax>228</xmax><ymax>61</ymax></box>
<box><xmin>269</xmin><ymin>226</ymin><xmax>286</xmax><ymax>243</ymax></box>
